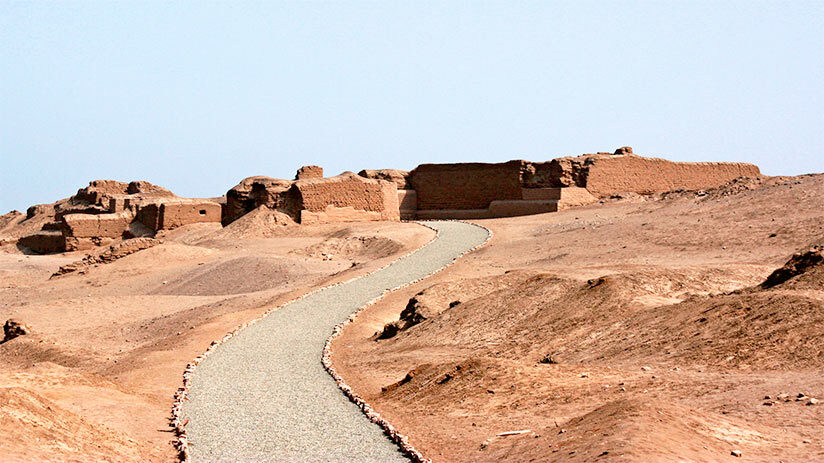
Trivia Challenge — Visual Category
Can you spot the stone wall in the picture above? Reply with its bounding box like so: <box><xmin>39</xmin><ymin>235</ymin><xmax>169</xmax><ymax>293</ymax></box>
<box><xmin>409</xmin><ymin>161</ymin><xmax>526</xmax><ymax>210</ymax></box>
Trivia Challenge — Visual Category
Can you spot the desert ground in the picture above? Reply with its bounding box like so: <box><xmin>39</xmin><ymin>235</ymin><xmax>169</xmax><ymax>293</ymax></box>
<box><xmin>0</xmin><ymin>209</ymin><xmax>434</xmax><ymax>462</ymax></box>
<box><xmin>1</xmin><ymin>174</ymin><xmax>823</xmax><ymax>462</ymax></box>
<box><xmin>332</xmin><ymin>174</ymin><xmax>824</xmax><ymax>462</ymax></box>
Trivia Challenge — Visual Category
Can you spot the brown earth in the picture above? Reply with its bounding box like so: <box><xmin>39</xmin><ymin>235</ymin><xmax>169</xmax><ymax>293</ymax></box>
<box><xmin>0</xmin><ymin>209</ymin><xmax>435</xmax><ymax>462</ymax></box>
<box><xmin>332</xmin><ymin>173</ymin><xmax>824</xmax><ymax>463</ymax></box>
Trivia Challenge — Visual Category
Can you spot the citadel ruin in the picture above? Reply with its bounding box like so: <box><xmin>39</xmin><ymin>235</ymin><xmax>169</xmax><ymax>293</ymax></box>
<box><xmin>5</xmin><ymin>147</ymin><xmax>760</xmax><ymax>254</ymax></box>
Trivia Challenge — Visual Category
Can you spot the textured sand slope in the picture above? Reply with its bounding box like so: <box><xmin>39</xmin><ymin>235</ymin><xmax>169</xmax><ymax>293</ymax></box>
<box><xmin>181</xmin><ymin>221</ymin><xmax>490</xmax><ymax>462</ymax></box>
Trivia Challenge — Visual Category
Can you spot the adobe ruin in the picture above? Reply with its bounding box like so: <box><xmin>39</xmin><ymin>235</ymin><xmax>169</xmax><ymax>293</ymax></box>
<box><xmin>10</xmin><ymin>149</ymin><xmax>762</xmax><ymax>254</ymax></box>
<box><xmin>17</xmin><ymin>180</ymin><xmax>221</xmax><ymax>254</ymax></box>
<box><xmin>398</xmin><ymin>148</ymin><xmax>761</xmax><ymax>219</ymax></box>
<box><xmin>224</xmin><ymin>167</ymin><xmax>400</xmax><ymax>226</ymax></box>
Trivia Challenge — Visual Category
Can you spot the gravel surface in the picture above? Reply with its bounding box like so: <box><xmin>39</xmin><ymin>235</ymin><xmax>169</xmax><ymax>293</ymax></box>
<box><xmin>181</xmin><ymin>221</ymin><xmax>490</xmax><ymax>462</ymax></box>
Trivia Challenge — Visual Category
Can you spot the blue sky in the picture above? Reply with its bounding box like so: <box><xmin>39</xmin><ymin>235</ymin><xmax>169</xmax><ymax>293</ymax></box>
<box><xmin>1</xmin><ymin>1</ymin><xmax>822</xmax><ymax>212</ymax></box>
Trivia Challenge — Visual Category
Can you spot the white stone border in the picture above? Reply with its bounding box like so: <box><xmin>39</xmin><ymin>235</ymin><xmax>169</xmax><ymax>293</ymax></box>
<box><xmin>170</xmin><ymin>220</ymin><xmax>492</xmax><ymax>462</ymax></box>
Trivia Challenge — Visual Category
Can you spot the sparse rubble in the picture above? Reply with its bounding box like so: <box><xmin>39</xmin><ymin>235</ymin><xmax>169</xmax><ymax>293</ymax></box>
<box><xmin>51</xmin><ymin>237</ymin><xmax>161</xmax><ymax>277</ymax></box>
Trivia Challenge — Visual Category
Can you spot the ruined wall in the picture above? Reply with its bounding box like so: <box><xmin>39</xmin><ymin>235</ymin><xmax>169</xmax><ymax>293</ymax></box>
<box><xmin>409</xmin><ymin>161</ymin><xmax>526</xmax><ymax>210</ymax></box>
<box><xmin>223</xmin><ymin>176</ymin><xmax>293</xmax><ymax>225</ymax></box>
<box><xmin>293</xmin><ymin>173</ymin><xmax>399</xmax><ymax>222</ymax></box>
<box><xmin>17</xmin><ymin>232</ymin><xmax>65</xmax><ymax>254</ymax></box>
<box><xmin>580</xmin><ymin>155</ymin><xmax>762</xmax><ymax>197</ymax></box>
<box><xmin>61</xmin><ymin>213</ymin><xmax>132</xmax><ymax>239</ymax></box>
<box><xmin>300</xmin><ymin>206</ymin><xmax>383</xmax><ymax>225</ymax></box>
<box><xmin>295</xmin><ymin>165</ymin><xmax>324</xmax><ymax>180</ymax></box>
<box><xmin>358</xmin><ymin>169</ymin><xmax>411</xmax><ymax>190</ymax></box>
<box><xmin>158</xmin><ymin>201</ymin><xmax>222</xmax><ymax>230</ymax></box>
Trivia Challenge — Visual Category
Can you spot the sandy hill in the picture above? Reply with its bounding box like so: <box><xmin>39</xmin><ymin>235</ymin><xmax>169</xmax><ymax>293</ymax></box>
<box><xmin>332</xmin><ymin>173</ymin><xmax>824</xmax><ymax>463</ymax></box>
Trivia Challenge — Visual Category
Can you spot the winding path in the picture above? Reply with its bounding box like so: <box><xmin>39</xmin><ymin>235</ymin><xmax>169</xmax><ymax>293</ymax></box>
<box><xmin>180</xmin><ymin>221</ymin><xmax>490</xmax><ymax>462</ymax></box>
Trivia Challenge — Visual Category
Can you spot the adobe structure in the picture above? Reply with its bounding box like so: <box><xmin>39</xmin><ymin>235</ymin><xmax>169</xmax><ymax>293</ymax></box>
<box><xmin>224</xmin><ymin>169</ymin><xmax>399</xmax><ymax>226</ymax></box>
<box><xmin>359</xmin><ymin>147</ymin><xmax>761</xmax><ymax>220</ymax></box>
<box><xmin>8</xmin><ymin>148</ymin><xmax>761</xmax><ymax>254</ymax></box>
<box><xmin>17</xmin><ymin>180</ymin><xmax>221</xmax><ymax>254</ymax></box>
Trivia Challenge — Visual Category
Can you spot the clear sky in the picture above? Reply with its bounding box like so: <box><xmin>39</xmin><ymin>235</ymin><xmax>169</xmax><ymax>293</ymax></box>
<box><xmin>1</xmin><ymin>1</ymin><xmax>822</xmax><ymax>213</ymax></box>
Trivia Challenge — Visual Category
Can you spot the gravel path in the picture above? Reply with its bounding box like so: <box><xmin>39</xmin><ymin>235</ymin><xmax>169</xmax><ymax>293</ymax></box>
<box><xmin>181</xmin><ymin>221</ymin><xmax>490</xmax><ymax>462</ymax></box>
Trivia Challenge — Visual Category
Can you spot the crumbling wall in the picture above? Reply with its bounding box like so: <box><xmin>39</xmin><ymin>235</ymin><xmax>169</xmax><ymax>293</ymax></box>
<box><xmin>17</xmin><ymin>231</ymin><xmax>65</xmax><ymax>254</ymax></box>
<box><xmin>293</xmin><ymin>173</ymin><xmax>399</xmax><ymax>222</ymax></box>
<box><xmin>409</xmin><ymin>161</ymin><xmax>526</xmax><ymax>210</ymax></box>
<box><xmin>223</xmin><ymin>176</ymin><xmax>293</xmax><ymax>225</ymax></box>
<box><xmin>295</xmin><ymin>165</ymin><xmax>324</xmax><ymax>180</ymax></box>
<box><xmin>300</xmin><ymin>206</ymin><xmax>384</xmax><ymax>225</ymax></box>
<box><xmin>358</xmin><ymin>169</ymin><xmax>411</xmax><ymax>190</ymax></box>
<box><xmin>576</xmin><ymin>155</ymin><xmax>762</xmax><ymax>197</ymax></box>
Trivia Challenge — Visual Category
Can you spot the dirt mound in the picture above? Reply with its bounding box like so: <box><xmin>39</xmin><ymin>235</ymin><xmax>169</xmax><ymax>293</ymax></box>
<box><xmin>294</xmin><ymin>235</ymin><xmax>403</xmax><ymax>260</ymax></box>
<box><xmin>377</xmin><ymin>271</ymin><xmax>532</xmax><ymax>339</ymax></box>
<box><xmin>482</xmin><ymin>398</ymin><xmax>777</xmax><ymax>462</ymax></box>
<box><xmin>760</xmin><ymin>244</ymin><xmax>824</xmax><ymax>290</ymax></box>
<box><xmin>0</xmin><ymin>387</ymin><xmax>144</xmax><ymax>462</ymax></box>
<box><xmin>0</xmin><ymin>210</ymin><xmax>23</xmax><ymax>232</ymax></box>
<box><xmin>148</xmin><ymin>256</ymin><xmax>306</xmax><ymax>296</ymax></box>
<box><xmin>207</xmin><ymin>206</ymin><xmax>297</xmax><ymax>241</ymax></box>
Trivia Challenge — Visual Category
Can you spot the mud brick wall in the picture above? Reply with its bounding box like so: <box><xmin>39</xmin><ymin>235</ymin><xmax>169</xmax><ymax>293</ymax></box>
<box><xmin>61</xmin><ymin>213</ymin><xmax>131</xmax><ymax>238</ymax></box>
<box><xmin>294</xmin><ymin>174</ymin><xmax>399</xmax><ymax>221</ymax></box>
<box><xmin>295</xmin><ymin>165</ymin><xmax>324</xmax><ymax>180</ymax></box>
<box><xmin>136</xmin><ymin>204</ymin><xmax>162</xmax><ymax>231</ymax></box>
<box><xmin>409</xmin><ymin>161</ymin><xmax>526</xmax><ymax>210</ymax></box>
<box><xmin>18</xmin><ymin>232</ymin><xmax>66</xmax><ymax>254</ymax></box>
<box><xmin>583</xmin><ymin>156</ymin><xmax>762</xmax><ymax>197</ymax></box>
<box><xmin>158</xmin><ymin>202</ymin><xmax>222</xmax><ymax>230</ymax></box>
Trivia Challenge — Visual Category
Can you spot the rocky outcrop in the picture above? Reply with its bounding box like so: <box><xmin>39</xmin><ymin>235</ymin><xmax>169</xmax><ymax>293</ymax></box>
<box><xmin>761</xmin><ymin>245</ymin><xmax>824</xmax><ymax>289</ymax></box>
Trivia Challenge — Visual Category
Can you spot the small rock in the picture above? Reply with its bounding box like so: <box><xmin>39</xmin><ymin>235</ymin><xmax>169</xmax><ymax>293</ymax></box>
<box><xmin>2</xmin><ymin>319</ymin><xmax>31</xmax><ymax>342</ymax></box>
<box><xmin>641</xmin><ymin>366</ymin><xmax>651</xmax><ymax>371</ymax></box>
<box><xmin>764</xmin><ymin>395</ymin><xmax>772</xmax><ymax>400</ymax></box>
<box><xmin>807</xmin><ymin>398</ymin><xmax>819</xmax><ymax>406</ymax></box>
<box><xmin>731</xmin><ymin>450</ymin><xmax>742</xmax><ymax>457</ymax></box>
<box><xmin>763</xmin><ymin>401</ymin><xmax>774</xmax><ymax>406</ymax></box>
<box><xmin>580</xmin><ymin>372</ymin><xmax>590</xmax><ymax>378</ymax></box>
<box><xmin>777</xmin><ymin>393</ymin><xmax>790</xmax><ymax>402</ymax></box>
